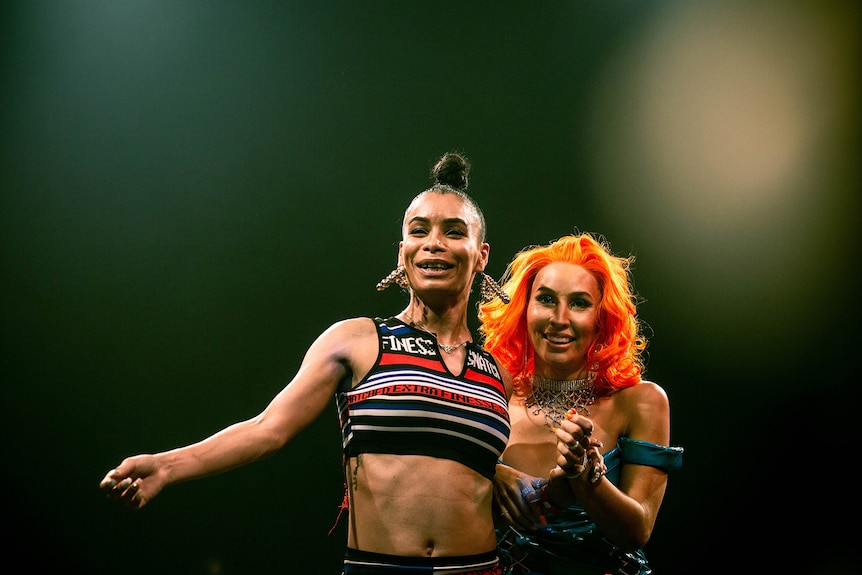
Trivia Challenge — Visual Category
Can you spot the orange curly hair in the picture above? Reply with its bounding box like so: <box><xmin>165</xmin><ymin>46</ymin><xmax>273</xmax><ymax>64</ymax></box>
<box><xmin>478</xmin><ymin>233</ymin><xmax>646</xmax><ymax>397</ymax></box>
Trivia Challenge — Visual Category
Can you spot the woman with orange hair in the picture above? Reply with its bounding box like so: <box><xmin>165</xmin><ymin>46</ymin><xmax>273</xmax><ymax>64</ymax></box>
<box><xmin>479</xmin><ymin>233</ymin><xmax>683</xmax><ymax>575</ymax></box>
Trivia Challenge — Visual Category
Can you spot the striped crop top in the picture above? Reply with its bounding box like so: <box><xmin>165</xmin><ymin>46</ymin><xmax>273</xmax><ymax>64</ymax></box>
<box><xmin>336</xmin><ymin>317</ymin><xmax>510</xmax><ymax>481</ymax></box>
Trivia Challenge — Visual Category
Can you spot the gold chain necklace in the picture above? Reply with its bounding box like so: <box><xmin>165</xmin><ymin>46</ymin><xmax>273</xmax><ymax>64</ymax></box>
<box><xmin>526</xmin><ymin>374</ymin><xmax>596</xmax><ymax>428</ymax></box>
<box><xmin>437</xmin><ymin>341</ymin><xmax>467</xmax><ymax>354</ymax></box>
<box><xmin>404</xmin><ymin>312</ymin><xmax>469</xmax><ymax>354</ymax></box>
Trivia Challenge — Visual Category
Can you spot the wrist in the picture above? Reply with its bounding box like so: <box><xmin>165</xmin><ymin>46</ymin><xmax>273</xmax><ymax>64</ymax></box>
<box><xmin>559</xmin><ymin>453</ymin><xmax>588</xmax><ymax>479</ymax></box>
<box><xmin>537</xmin><ymin>481</ymin><xmax>563</xmax><ymax>514</ymax></box>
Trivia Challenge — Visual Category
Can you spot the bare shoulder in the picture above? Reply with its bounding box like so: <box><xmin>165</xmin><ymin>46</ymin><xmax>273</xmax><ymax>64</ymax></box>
<box><xmin>615</xmin><ymin>381</ymin><xmax>670</xmax><ymax>421</ymax></box>
<box><xmin>613</xmin><ymin>381</ymin><xmax>671</xmax><ymax>442</ymax></box>
<box><xmin>323</xmin><ymin>316</ymin><xmax>378</xmax><ymax>337</ymax></box>
<box><xmin>313</xmin><ymin>316</ymin><xmax>378</xmax><ymax>355</ymax></box>
<box><xmin>311</xmin><ymin>317</ymin><xmax>377</xmax><ymax>358</ymax></box>
<box><xmin>621</xmin><ymin>380</ymin><xmax>669</xmax><ymax>404</ymax></box>
<box><xmin>308</xmin><ymin>317</ymin><xmax>379</xmax><ymax>382</ymax></box>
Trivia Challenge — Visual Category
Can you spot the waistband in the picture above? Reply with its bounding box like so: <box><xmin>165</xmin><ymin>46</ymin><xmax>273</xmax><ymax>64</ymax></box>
<box><xmin>343</xmin><ymin>548</ymin><xmax>501</xmax><ymax>575</ymax></box>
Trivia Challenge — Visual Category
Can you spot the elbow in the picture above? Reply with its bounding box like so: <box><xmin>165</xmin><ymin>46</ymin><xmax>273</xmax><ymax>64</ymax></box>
<box><xmin>599</xmin><ymin>508</ymin><xmax>653</xmax><ymax>551</ymax></box>
<box><xmin>249</xmin><ymin>417</ymin><xmax>289</xmax><ymax>460</ymax></box>
<box><xmin>628</xmin><ymin>528</ymin><xmax>652</xmax><ymax>552</ymax></box>
<box><xmin>612</xmin><ymin>523</ymin><xmax>653</xmax><ymax>552</ymax></box>
<box><xmin>606</xmin><ymin>498</ymin><xmax>660</xmax><ymax>551</ymax></box>
<box><xmin>258</xmin><ymin>435</ymin><xmax>285</xmax><ymax>460</ymax></box>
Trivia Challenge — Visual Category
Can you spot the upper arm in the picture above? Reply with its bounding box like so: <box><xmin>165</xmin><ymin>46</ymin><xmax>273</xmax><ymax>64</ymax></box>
<box><xmin>618</xmin><ymin>382</ymin><xmax>673</xmax><ymax>521</ymax></box>
<box><xmin>254</xmin><ymin>317</ymin><xmax>376</xmax><ymax>444</ymax></box>
<box><xmin>625</xmin><ymin>381</ymin><xmax>671</xmax><ymax>446</ymax></box>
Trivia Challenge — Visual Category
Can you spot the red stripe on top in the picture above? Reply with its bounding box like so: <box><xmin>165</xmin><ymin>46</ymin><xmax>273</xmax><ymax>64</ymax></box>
<box><xmin>465</xmin><ymin>368</ymin><xmax>507</xmax><ymax>396</ymax></box>
<box><xmin>379</xmin><ymin>353</ymin><xmax>444</xmax><ymax>372</ymax></box>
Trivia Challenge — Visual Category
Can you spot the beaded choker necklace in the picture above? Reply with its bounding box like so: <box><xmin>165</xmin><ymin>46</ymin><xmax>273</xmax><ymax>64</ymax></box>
<box><xmin>526</xmin><ymin>375</ymin><xmax>597</xmax><ymax>428</ymax></box>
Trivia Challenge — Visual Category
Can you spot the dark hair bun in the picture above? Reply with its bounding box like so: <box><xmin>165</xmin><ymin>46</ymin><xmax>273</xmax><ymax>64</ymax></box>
<box><xmin>431</xmin><ymin>152</ymin><xmax>470</xmax><ymax>191</ymax></box>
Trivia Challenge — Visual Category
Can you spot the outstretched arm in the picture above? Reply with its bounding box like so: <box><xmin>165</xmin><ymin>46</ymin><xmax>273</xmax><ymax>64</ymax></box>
<box><xmin>99</xmin><ymin>318</ymin><xmax>371</xmax><ymax>509</ymax></box>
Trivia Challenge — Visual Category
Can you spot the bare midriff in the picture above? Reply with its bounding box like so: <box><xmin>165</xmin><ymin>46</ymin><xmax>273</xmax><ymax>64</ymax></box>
<box><xmin>345</xmin><ymin>453</ymin><xmax>497</xmax><ymax>556</ymax></box>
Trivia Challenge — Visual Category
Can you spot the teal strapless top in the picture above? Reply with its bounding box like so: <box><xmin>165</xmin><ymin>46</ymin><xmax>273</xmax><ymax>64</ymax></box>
<box><xmin>602</xmin><ymin>436</ymin><xmax>683</xmax><ymax>484</ymax></box>
<box><xmin>497</xmin><ymin>437</ymin><xmax>684</xmax><ymax>575</ymax></box>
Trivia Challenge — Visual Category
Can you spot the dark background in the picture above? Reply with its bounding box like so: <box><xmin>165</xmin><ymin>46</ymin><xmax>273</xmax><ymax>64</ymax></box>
<box><xmin>2</xmin><ymin>1</ymin><xmax>858</xmax><ymax>574</ymax></box>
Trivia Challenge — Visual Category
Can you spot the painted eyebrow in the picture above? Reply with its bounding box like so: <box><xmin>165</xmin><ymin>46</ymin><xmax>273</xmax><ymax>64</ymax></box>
<box><xmin>407</xmin><ymin>216</ymin><xmax>469</xmax><ymax>227</ymax></box>
<box><xmin>534</xmin><ymin>286</ymin><xmax>594</xmax><ymax>298</ymax></box>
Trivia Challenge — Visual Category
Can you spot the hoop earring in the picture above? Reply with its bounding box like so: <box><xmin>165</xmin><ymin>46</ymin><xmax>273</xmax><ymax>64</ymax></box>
<box><xmin>376</xmin><ymin>265</ymin><xmax>409</xmax><ymax>291</ymax></box>
<box><xmin>479</xmin><ymin>273</ymin><xmax>510</xmax><ymax>304</ymax></box>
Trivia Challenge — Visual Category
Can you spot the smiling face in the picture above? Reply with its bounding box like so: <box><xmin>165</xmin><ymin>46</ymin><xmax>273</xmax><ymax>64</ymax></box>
<box><xmin>398</xmin><ymin>191</ymin><xmax>489</xmax><ymax>302</ymax></box>
<box><xmin>526</xmin><ymin>262</ymin><xmax>601</xmax><ymax>379</ymax></box>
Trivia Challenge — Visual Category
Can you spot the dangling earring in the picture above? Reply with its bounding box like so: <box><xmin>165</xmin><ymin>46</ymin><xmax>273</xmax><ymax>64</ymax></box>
<box><xmin>479</xmin><ymin>273</ymin><xmax>510</xmax><ymax>304</ymax></box>
<box><xmin>587</xmin><ymin>346</ymin><xmax>602</xmax><ymax>380</ymax></box>
<box><xmin>376</xmin><ymin>265</ymin><xmax>409</xmax><ymax>291</ymax></box>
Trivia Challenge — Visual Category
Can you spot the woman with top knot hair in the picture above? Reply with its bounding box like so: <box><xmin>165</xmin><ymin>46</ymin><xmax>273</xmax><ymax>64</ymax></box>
<box><xmin>100</xmin><ymin>151</ymin><xmax>515</xmax><ymax>574</ymax></box>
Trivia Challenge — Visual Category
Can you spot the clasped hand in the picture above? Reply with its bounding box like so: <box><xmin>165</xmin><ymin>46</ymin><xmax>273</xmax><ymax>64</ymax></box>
<box><xmin>494</xmin><ymin>411</ymin><xmax>608</xmax><ymax>530</ymax></box>
<box><xmin>552</xmin><ymin>409</ymin><xmax>607</xmax><ymax>484</ymax></box>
